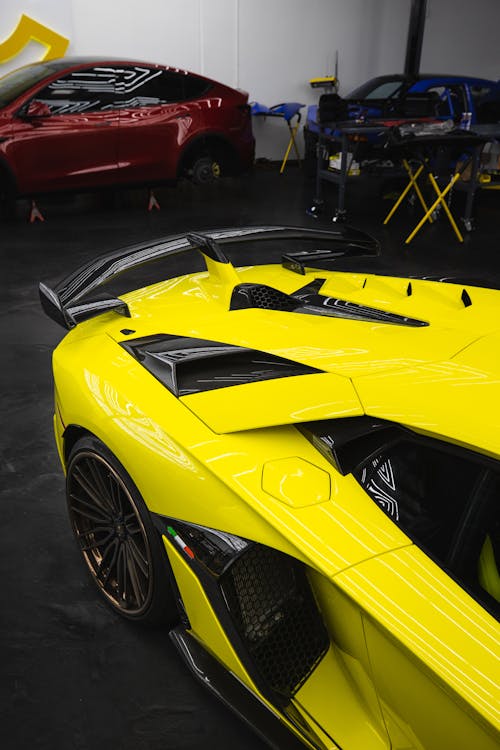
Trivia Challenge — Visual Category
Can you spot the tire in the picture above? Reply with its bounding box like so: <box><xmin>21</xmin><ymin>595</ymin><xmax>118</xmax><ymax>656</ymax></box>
<box><xmin>66</xmin><ymin>434</ymin><xmax>179</xmax><ymax>624</ymax></box>
<box><xmin>190</xmin><ymin>155</ymin><xmax>222</xmax><ymax>185</ymax></box>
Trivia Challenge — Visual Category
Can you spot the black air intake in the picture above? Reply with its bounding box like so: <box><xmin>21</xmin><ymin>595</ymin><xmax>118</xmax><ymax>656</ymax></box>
<box><xmin>230</xmin><ymin>283</ymin><xmax>299</xmax><ymax>312</ymax></box>
<box><xmin>220</xmin><ymin>545</ymin><xmax>329</xmax><ymax>699</ymax></box>
<box><xmin>122</xmin><ymin>334</ymin><xmax>322</xmax><ymax>395</ymax></box>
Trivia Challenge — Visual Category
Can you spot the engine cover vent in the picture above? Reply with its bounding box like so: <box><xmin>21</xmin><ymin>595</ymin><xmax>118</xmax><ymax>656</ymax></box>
<box><xmin>122</xmin><ymin>334</ymin><xmax>322</xmax><ymax>396</ymax></box>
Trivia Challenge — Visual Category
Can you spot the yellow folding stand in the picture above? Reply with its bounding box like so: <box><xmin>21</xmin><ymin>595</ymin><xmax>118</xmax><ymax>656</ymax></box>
<box><xmin>384</xmin><ymin>158</ymin><xmax>464</xmax><ymax>243</ymax></box>
<box><xmin>383</xmin><ymin>132</ymin><xmax>487</xmax><ymax>244</ymax></box>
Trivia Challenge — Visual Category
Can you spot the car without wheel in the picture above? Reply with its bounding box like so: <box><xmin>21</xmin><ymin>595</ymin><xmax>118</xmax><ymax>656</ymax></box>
<box><xmin>0</xmin><ymin>57</ymin><xmax>254</xmax><ymax>201</ymax></box>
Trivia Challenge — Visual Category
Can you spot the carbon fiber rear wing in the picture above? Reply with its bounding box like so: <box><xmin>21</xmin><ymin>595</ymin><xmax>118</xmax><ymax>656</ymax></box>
<box><xmin>39</xmin><ymin>224</ymin><xmax>379</xmax><ymax>329</ymax></box>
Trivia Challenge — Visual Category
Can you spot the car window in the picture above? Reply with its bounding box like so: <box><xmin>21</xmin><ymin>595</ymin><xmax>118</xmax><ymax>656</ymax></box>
<box><xmin>355</xmin><ymin>436</ymin><xmax>499</xmax><ymax>617</ymax></box>
<box><xmin>184</xmin><ymin>74</ymin><xmax>211</xmax><ymax>99</ymax></box>
<box><xmin>472</xmin><ymin>84</ymin><xmax>500</xmax><ymax>123</ymax></box>
<box><xmin>34</xmin><ymin>66</ymin><xmax>117</xmax><ymax>114</ymax></box>
<box><xmin>426</xmin><ymin>84</ymin><xmax>467</xmax><ymax>118</ymax></box>
<box><xmin>425</xmin><ymin>86</ymin><xmax>452</xmax><ymax>116</ymax></box>
<box><xmin>112</xmin><ymin>66</ymin><xmax>211</xmax><ymax>108</ymax></box>
<box><xmin>470</xmin><ymin>84</ymin><xmax>495</xmax><ymax>104</ymax></box>
<box><xmin>347</xmin><ymin>78</ymin><xmax>405</xmax><ymax>100</ymax></box>
<box><xmin>0</xmin><ymin>62</ymin><xmax>60</xmax><ymax>107</ymax></box>
<box><xmin>363</xmin><ymin>82</ymin><xmax>404</xmax><ymax>99</ymax></box>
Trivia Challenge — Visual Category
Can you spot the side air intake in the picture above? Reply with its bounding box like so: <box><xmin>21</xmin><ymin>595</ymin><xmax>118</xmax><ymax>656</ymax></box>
<box><xmin>157</xmin><ymin>517</ymin><xmax>330</xmax><ymax>707</ymax></box>
<box><xmin>121</xmin><ymin>334</ymin><xmax>323</xmax><ymax>396</ymax></box>
<box><xmin>220</xmin><ymin>545</ymin><xmax>329</xmax><ymax>699</ymax></box>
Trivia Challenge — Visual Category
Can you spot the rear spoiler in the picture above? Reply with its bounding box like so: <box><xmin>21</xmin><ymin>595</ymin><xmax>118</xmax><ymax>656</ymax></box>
<box><xmin>39</xmin><ymin>224</ymin><xmax>379</xmax><ymax>329</ymax></box>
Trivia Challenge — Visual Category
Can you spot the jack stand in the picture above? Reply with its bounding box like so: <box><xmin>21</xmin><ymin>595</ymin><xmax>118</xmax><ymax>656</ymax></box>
<box><xmin>306</xmin><ymin>199</ymin><xmax>324</xmax><ymax>219</ymax></box>
<box><xmin>147</xmin><ymin>189</ymin><xmax>160</xmax><ymax>211</ymax></box>
<box><xmin>332</xmin><ymin>208</ymin><xmax>347</xmax><ymax>223</ymax></box>
<box><xmin>29</xmin><ymin>199</ymin><xmax>44</xmax><ymax>223</ymax></box>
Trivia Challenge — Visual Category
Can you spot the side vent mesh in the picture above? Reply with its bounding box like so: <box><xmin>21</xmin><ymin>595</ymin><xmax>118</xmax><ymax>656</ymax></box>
<box><xmin>220</xmin><ymin>546</ymin><xmax>329</xmax><ymax>698</ymax></box>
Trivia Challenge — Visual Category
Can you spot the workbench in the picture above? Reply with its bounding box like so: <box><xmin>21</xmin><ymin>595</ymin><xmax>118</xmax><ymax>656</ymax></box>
<box><xmin>308</xmin><ymin>119</ymin><xmax>494</xmax><ymax>233</ymax></box>
<box><xmin>308</xmin><ymin>121</ymin><xmax>389</xmax><ymax>222</ymax></box>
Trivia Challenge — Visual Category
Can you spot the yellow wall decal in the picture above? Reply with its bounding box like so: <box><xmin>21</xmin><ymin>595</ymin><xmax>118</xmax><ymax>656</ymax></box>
<box><xmin>0</xmin><ymin>14</ymin><xmax>69</xmax><ymax>65</ymax></box>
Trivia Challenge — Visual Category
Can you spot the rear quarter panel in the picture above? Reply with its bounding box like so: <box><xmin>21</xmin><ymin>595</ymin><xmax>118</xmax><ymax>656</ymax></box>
<box><xmin>51</xmin><ymin>329</ymin><xmax>409</xmax><ymax>575</ymax></box>
<box><xmin>334</xmin><ymin>546</ymin><xmax>500</xmax><ymax>750</ymax></box>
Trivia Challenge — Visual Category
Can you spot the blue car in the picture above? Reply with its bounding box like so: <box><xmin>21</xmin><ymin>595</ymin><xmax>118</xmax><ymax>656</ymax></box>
<box><xmin>304</xmin><ymin>73</ymin><xmax>500</xmax><ymax>169</ymax></box>
<box><xmin>307</xmin><ymin>73</ymin><xmax>500</xmax><ymax>130</ymax></box>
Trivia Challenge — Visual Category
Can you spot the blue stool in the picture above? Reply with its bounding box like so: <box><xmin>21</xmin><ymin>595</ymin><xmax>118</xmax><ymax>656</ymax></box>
<box><xmin>250</xmin><ymin>101</ymin><xmax>304</xmax><ymax>173</ymax></box>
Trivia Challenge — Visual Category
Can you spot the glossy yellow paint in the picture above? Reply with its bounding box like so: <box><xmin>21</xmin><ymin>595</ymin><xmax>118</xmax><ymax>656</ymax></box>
<box><xmin>117</xmin><ymin>271</ymin><xmax>482</xmax><ymax>380</ymax></box>
<box><xmin>199</xmin><ymin>253</ymin><xmax>241</xmax><ymax>307</ymax></box>
<box><xmin>307</xmin><ymin>571</ymin><xmax>390</xmax><ymax>736</ymax></box>
<box><xmin>294</xmin><ymin>645</ymin><xmax>389</xmax><ymax>749</ymax></box>
<box><xmin>51</xmin><ymin>263</ymin><xmax>500</xmax><ymax>750</ymax></box>
<box><xmin>163</xmin><ymin>536</ymin><xmax>324</xmax><ymax>750</ymax></box>
<box><xmin>181</xmin><ymin>372</ymin><xmax>363</xmax><ymax>432</ymax></box>
<box><xmin>453</xmin><ymin>329</ymin><xmax>500</xmax><ymax>376</ymax></box>
<box><xmin>354</xmin><ymin>355</ymin><xmax>500</xmax><ymax>459</ymax></box>
<box><xmin>262</xmin><ymin>457</ymin><xmax>331</xmax><ymax>507</ymax></box>
<box><xmin>53</xmin><ymin>394</ymin><xmax>65</xmax><ymax>469</ymax></box>
<box><xmin>335</xmin><ymin>546</ymin><xmax>500</xmax><ymax>748</ymax></box>
<box><xmin>53</xmin><ymin>333</ymin><xmax>410</xmax><ymax>577</ymax></box>
<box><xmin>163</xmin><ymin>536</ymin><xmax>252</xmax><ymax>685</ymax></box>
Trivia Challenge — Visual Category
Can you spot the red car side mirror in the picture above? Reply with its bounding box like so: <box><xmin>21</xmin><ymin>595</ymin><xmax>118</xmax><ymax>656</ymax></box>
<box><xmin>25</xmin><ymin>100</ymin><xmax>52</xmax><ymax>118</ymax></box>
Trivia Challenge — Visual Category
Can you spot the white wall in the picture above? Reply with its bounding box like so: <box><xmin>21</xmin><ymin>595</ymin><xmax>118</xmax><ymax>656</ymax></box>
<box><xmin>238</xmin><ymin>0</ymin><xmax>411</xmax><ymax>158</ymax></box>
<box><xmin>421</xmin><ymin>0</ymin><xmax>500</xmax><ymax>81</ymax></box>
<box><xmin>1</xmin><ymin>0</ymin><xmax>498</xmax><ymax>159</ymax></box>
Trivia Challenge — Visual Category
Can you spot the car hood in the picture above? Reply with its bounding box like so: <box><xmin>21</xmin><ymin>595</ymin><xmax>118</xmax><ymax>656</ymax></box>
<box><xmin>97</xmin><ymin>268</ymin><xmax>500</xmax><ymax>449</ymax></box>
<box><xmin>61</xmin><ymin>266</ymin><xmax>499</xmax><ymax>453</ymax></box>
<box><xmin>354</xmin><ymin>329</ymin><xmax>500</xmax><ymax>458</ymax></box>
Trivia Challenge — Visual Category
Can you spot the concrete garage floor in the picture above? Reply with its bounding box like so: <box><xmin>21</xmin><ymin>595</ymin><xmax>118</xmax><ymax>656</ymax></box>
<box><xmin>1</xmin><ymin>165</ymin><xmax>499</xmax><ymax>750</ymax></box>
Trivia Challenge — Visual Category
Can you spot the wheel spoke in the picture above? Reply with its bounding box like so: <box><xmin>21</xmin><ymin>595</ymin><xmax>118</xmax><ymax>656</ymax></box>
<box><xmin>125</xmin><ymin>521</ymin><xmax>142</xmax><ymax>536</ymax></box>
<box><xmin>72</xmin><ymin>467</ymin><xmax>113</xmax><ymax>515</ymax></box>
<box><xmin>75</xmin><ymin>521</ymin><xmax>114</xmax><ymax>536</ymax></box>
<box><xmin>69</xmin><ymin>492</ymin><xmax>112</xmax><ymax>522</ymax></box>
<box><xmin>100</xmin><ymin>540</ymin><xmax>120</xmax><ymax>589</ymax></box>
<box><xmin>109</xmin><ymin>476</ymin><xmax>124</xmax><ymax>515</ymax></box>
<box><xmin>86</xmin><ymin>459</ymin><xmax>116</xmax><ymax>513</ymax></box>
<box><xmin>80</xmin><ymin>529</ymin><xmax>115</xmax><ymax>551</ymax></box>
<box><xmin>124</xmin><ymin>510</ymin><xmax>142</xmax><ymax>535</ymax></box>
<box><xmin>128</xmin><ymin>535</ymin><xmax>149</xmax><ymax>576</ymax></box>
<box><xmin>77</xmin><ymin>524</ymin><xmax>116</xmax><ymax>544</ymax></box>
<box><xmin>125</xmin><ymin>544</ymin><xmax>146</xmax><ymax>605</ymax></box>
<box><xmin>116</xmin><ymin>545</ymin><xmax>127</xmax><ymax>604</ymax></box>
<box><xmin>96</xmin><ymin>538</ymin><xmax>118</xmax><ymax>581</ymax></box>
<box><xmin>70</xmin><ymin>501</ymin><xmax>113</xmax><ymax>526</ymax></box>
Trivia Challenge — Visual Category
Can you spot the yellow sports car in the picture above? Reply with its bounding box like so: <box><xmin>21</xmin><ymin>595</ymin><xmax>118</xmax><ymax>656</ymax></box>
<box><xmin>40</xmin><ymin>226</ymin><xmax>499</xmax><ymax>750</ymax></box>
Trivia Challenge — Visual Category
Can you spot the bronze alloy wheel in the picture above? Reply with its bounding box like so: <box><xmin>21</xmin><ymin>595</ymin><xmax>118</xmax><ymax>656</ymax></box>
<box><xmin>67</xmin><ymin>448</ymin><xmax>154</xmax><ymax>617</ymax></box>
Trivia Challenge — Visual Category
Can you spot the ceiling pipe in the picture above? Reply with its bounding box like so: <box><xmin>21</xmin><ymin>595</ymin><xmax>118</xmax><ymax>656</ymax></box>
<box><xmin>404</xmin><ymin>0</ymin><xmax>427</xmax><ymax>76</ymax></box>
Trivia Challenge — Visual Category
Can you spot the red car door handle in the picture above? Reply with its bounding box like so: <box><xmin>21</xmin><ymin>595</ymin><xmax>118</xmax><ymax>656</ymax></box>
<box><xmin>94</xmin><ymin>121</ymin><xmax>112</xmax><ymax>127</ymax></box>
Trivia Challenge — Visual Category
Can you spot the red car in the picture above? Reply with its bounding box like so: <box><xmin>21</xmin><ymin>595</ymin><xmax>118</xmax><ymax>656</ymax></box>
<box><xmin>0</xmin><ymin>57</ymin><xmax>255</xmax><ymax>198</ymax></box>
